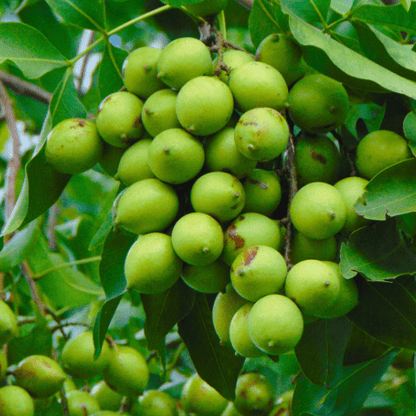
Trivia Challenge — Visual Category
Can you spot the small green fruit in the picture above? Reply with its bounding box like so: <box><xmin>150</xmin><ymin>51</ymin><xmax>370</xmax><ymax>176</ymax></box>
<box><xmin>0</xmin><ymin>349</ymin><xmax>7</xmax><ymax>380</ymax></box>
<box><xmin>186</xmin><ymin>0</ymin><xmax>229</xmax><ymax>17</ymax></box>
<box><xmin>0</xmin><ymin>386</ymin><xmax>35</xmax><ymax>416</ymax></box>
<box><xmin>290</xmin><ymin>232</ymin><xmax>337</xmax><ymax>265</ymax></box>
<box><xmin>213</xmin><ymin>49</ymin><xmax>254</xmax><ymax>84</ymax></box>
<box><xmin>66</xmin><ymin>391</ymin><xmax>100</xmax><ymax>416</ymax></box>
<box><xmin>63</xmin><ymin>376</ymin><xmax>77</xmax><ymax>394</ymax></box>
<box><xmin>45</xmin><ymin>118</ymin><xmax>104</xmax><ymax>175</ymax></box>
<box><xmin>90</xmin><ymin>380</ymin><xmax>124</xmax><ymax>411</ymax></box>
<box><xmin>90</xmin><ymin>412</ymin><xmax>119</xmax><ymax>416</ymax></box>
<box><xmin>131</xmin><ymin>390</ymin><xmax>178</xmax><ymax>416</ymax></box>
<box><xmin>0</xmin><ymin>300</ymin><xmax>18</xmax><ymax>347</ymax></box>
<box><xmin>221</xmin><ymin>402</ymin><xmax>244</xmax><ymax>416</ymax></box>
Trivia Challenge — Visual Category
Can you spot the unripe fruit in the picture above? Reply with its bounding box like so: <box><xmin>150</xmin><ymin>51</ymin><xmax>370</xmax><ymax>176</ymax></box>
<box><xmin>63</xmin><ymin>376</ymin><xmax>77</xmax><ymax>394</ymax></box>
<box><xmin>247</xmin><ymin>294</ymin><xmax>304</xmax><ymax>355</ymax></box>
<box><xmin>288</xmin><ymin>74</ymin><xmax>349</xmax><ymax>133</ymax></box>
<box><xmin>131</xmin><ymin>390</ymin><xmax>178</xmax><ymax>416</ymax></box>
<box><xmin>186</xmin><ymin>0</ymin><xmax>229</xmax><ymax>17</ymax></box>
<box><xmin>0</xmin><ymin>300</ymin><xmax>18</xmax><ymax>346</ymax></box>
<box><xmin>90</xmin><ymin>412</ymin><xmax>119</xmax><ymax>416</ymax></box>
<box><xmin>148</xmin><ymin>128</ymin><xmax>204</xmax><ymax>184</ymax></box>
<box><xmin>213</xmin><ymin>49</ymin><xmax>254</xmax><ymax>84</ymax></box>
<box><xmin>176</xmin><ymin>76</ymin><xmax>234</xmax><ymax>136</ymax></box>
<box><xmin>181</xmin><ymin>374</ymin><xmax>228</xmax><ymax>416</ymax></box>
<box><xmin>229</xmin><ymin>62</ymin><xmax>289</xmax><ymax>112</ymax></box>
<box><xmin>90</xmin><ymin>380</ymin><xmax>124</xmax><ymax>411</ymax></box>
<box><xmin>191</xmin><ymin>172</ymin><xmax>245</xmax><ymax>223</ymax></box>
<box><xmin>96</xmin><ymin>91</ymin><xmax>144</xmax><ymax>148</ymax></box>
<box><xmin>142</xmin><ymin>89</ymin><xmax>181</xmax><ymax>137</ymax></box>
<box><xmin>122</xmin><ymin>47</ymin><xmax>165</xmax><ymax>99</ymax></box>
<box><xmin>114</xmin><ymin>178</ymin><xmax>179</xmax><ymax>235</ymax></box>
<box><xmin>0</xmin><ymin>349</ymin><xmax>7</xmax><ymax>380</ymax></box>
<box><xmin>290</xmin><ymin>182</ymin><xmax>347</xmax><ymax>240</ymax></box>
<box><xmin>66</xmin><ymin>390</ymin><xmax>101</xmax><ymax>416</ymax></box>
<box><xmin>0</xmin><ymin>386</ymin><xmax>35</xmax><ymax>416</ymax></box>
<box><xmin>204</xmin><ymin>127</ymin><xmax>257</xmax><ymax>179</ymax></box>
<box><xmin>355</xmin><ymin>130</ymin><xmax>413</xmax><ymax>180</ymax></box>
<box><xmin>157</xmin><ymin>38</ymin><xmax>213</xmax><ymax>90</ymax></box>
<box><xmin>103</xmin><ymin>345</ymin><xmax>149</xmax><ymax>397</ymax></box>
<box><xmin>60</xmin><ymin>331</ymin><xmax>110</xmax><ymax>379</ymax></box>
<box><xmin>14</xmin><ymin>355</ymin><xmax>66</xmax><ymax>398</ymax></box>
<box><xmin>45</xmin><ymin>118</ymin><xmax>104</xmax><ymax>175</ymax></box>
<box><xmin>234</xmin><ymin>108</ymin><xmax>289</xmax><ymax>162</ymax></box>
<box><xmin>125</xmin><ymin>233</ymin><xmax>183</xmax><ymax>294</ymax></box>
<box><xmin>290</xmin><ymin>232</ymin><xmax>337</xmax><ymax>265</ymax></box>
<box><xmin>284</xmin><ymin>260</ymin><xmax>340</xmax><ymax>317</ymax></box>
<box><xmin>221</xmin><ymin>402</ymin><xmax>244</xmax><ymax>416</ymax></box>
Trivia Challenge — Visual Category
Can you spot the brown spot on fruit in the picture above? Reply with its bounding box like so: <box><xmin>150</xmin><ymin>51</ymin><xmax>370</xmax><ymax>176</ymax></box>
<box><xmin>133</xmin><ymin>115</ymin><xmax>142</xmax><ymax>128</ymax></box>
<box><xmin>227</xmin><ymin>225</ymin><xmax>245</xmax><ymax>250</ymax></box>
<box><xmin>310</xmin><ymin>149</ymin><xmax>327</xmax><ymax>164</ymax></box>
<box><xmin>243</xmin><ymin>247</ymin><xmax>258</xmax><ymax>266</ymax></box>
<box><xmin>249</xmin><ymin>179</ymin><xmax>268</xmax><ymax>189</ymax></box>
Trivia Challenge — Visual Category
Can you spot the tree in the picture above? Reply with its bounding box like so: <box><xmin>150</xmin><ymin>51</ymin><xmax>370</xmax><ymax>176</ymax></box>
<box><xmin>0</xmin><ymin>0</ymin><xmax>415</xmax><ymax>415</ymax></box>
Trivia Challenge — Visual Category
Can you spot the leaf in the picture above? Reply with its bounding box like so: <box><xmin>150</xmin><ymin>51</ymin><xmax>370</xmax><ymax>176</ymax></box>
<box><xmin>343</xmin><ymin>102</ymin><xmax>386</xmax><ymax>139</ymax></box>
<box><xmin>142</xmin><ymin>279</ymin><xmax>195</xmax><ymax>351</ymax></box>
<box><xmin>45</xmin><ymin>0</ymin><xmax>106</xmax><ymax>32</ymax></box>
<box><xmin>330</xmin><ymin>0</ymin><xmax>354</xmax><ymax>15</ymax></box>
<box><xmin>160</xmin><ymin>0</ymin><xmax>205</xmax><ymax>7</ymax></box>
<box><xmin>295</xmin><ymin>317</ymin><xmax>352</xmax><ymax>389</ymax></box>
<box><xmin>88</xmin><ymin>208</ymin><xmax>114</xmax><ymax>250</ymax></box>
<box><xmin>178</xmin><ymin>293</ymin><xmax>245</xmax><ymax>401</ymax></box>
<box><xmin>355</xmin><ymin>159</ymin><xmax>416</xmax><ymax>220</ymax></box>
<box><xmin>288</xmin><ymin>13</ymin><xmax>416</xmax><ymax>97</ymax></box>
<box><xmin>340</xmin><ymin>220</ymin><xmax>416</xmax><ymax>281</ymax></box>
<box><xmin>347</xmin><ymin>275</ymin><xmax>416</xmax><ymax>350</ymax></box>
<box><xmin>398</xmin><ymin>0</ymin><xmax>412</xmax><ymax>12</ymax></box>
<box><xmin>0</xmin><ymin>23</ymin><xmax>67</xmax><ymax>79</ymax></box>
<box><xmin>281</xmin><ymin>0</ymin><xmax>331</xmax><ymax>25</ymax></box>
<box><xmin>403</xmin><ymin>111</ymin><xmax>416</xmax><ymax>156</ymax></box>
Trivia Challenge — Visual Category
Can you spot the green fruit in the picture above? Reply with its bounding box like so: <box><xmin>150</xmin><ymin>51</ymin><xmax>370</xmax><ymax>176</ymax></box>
<box><xmin>104</xmin><ymin>345</ymin><xmax>150</xmax><ymax>397</ymax></box>
<box><xmin>148</xmin><ymin>128</ymin><xmax>204</xmax><ymax>184</ymax></box>
<box><xmin>125</xmin><ymin>233</ymin><xmax>183</xmax><ymax>294</ymax></box>
<box><xmin>114</xmin><ymin>178</ymin><xmax>179</xmax><ymax>235</ymax></box>
<box><xmin>231</xmin><ymin>245</ymin><xmax>287</xmax><ymax>302</ymax></box>
<box><xmin>171</xmin><ymin>212</ymin><xmax>224</xmax><ymax>266</ymax></box>
<box><xmin>45</xmin><ymin>118</ymin><xmax>104</xmax><ymax>175</ymax></box>
<box><xmin>256</xmin><ymin>34</ymin><xmax>306</xmax><ymax>86</ymax></box>
<box><xmin>157</xmin><ymin>38</ymin><xmax>213</xmax><ymax>90</ymax></box>
<box><xmin>334</xmin><ymin>176</ymin><xmax>370</xmax><ymax>233</ymax></box>
<box><xmin>288</xmin><ymin>74</ymin><xmax>349</xmax><ymax>133</ymax></box>
<box><xmin>60</xmin><ymin>331</ymin><xmax>110</xmax><ymax>379</ymax></box>
<box><xmin>295</xmin><ymin>133</ymin><xmax>340</xmax><ymax>186</ymax></box>
<box><xmin>186</xmin><ymin>0</ymin><xmax>229</xmax><ymax>17</ymax></box>
<box><xmin>66</xmin><ymin>391</ymin><xmax>101</xmax><ymax>416</ymax></box>
<box><xmin>99</xmin><ymin>143</ymin><xmax>126</xmax><ymax>177</ymax></box>
<box><xmin>222</xmin><ymin>213</ymin><xmax>281</xmax><ymax>266</ymax></box>
<box><xmin>0</xmin><ymin>386</ymin><xmax>35</xmax><ymax>416</ymax></box>
<box><xmin>142</xmin><ymin>89</ymin><xmax>181</xmax><ymax>137</ymax></box>
<box><xmin>234</xmin><ymin>108</ymin><xmax>289</xmax><ymax>162</ymax></box>
<box><xmin>63</xmin><ymin>376</ymin><xmax>77</xmax><ymax>394</ymax></box>
<box><xmin>290</xmin><ymin>232</ymin><xmax>337</xmax><ymax>265</ymax></box>
<box><xmin>190</xmin><ymin>172</ymin><xmax>245</xmax><ymax>223</ymax></box>
<box><xmin>221</xmin><ymin>402</ymin><xmax>243</xmax><ymax>416</ymax></box>
<box><xmin>122</xmin><ymin>47</ymin><xmax>165</xmax><ymax>99</ymax></box>
<box><xmin>90</xmin><ymin>412</ymin><xmax>119</xmax><ymax>416</ymax></box>
<box><xmin>212</xmin><ymin>284</ymin><xmax>247</xmax><ymax>346</ymax></box>
<box><xmin>355</xmin><ymin>130</ymin><xmax>413</xmax><ymax>180</ymax></box>
<box><xmin>247</xmin><ymin>294</ymin><xmax>304</xmax><ymax>355</ymax></box>
<box><xmin>181</xmin><ymin>374</ymin><xmax>228</xmax><ymax>416</ymax></box>
<box><xmin>176</xmin><ymin>76</ymin><xmax>234</xmax><ymax>136</ymax></box>
<box><xmin>0</xmin><ymin>300</ymin><xmax>18</xmax><ymax>346</ymax></box>
<box><xmin>181</xmin><ymin>259</ymin><xmax>230</xmax><ymax>293</ymax></box>
<box><xmin>213</xmin><ymin>49</ymin><xmax>254</xmax><ymax>84</ymax></box>
<box><xmin>241</xmin><ymin>170</ymin><xmax>281</xmax><ymax>216</ymax></box>
<box><xmin>229</xmin><ymin>303</ymin><xmax>265</xmax><ymax>358</ymax></box>
<box><xmin>96</xmin><ymin>91</ymin><xmax>144</xmax><ymax>148</ymax></box>
<box><xmin>229</xmin><ymin>62</ymin><xmax>289</xmax><ymax>112</ymax></box>
<box><xmin>0</xmin><ymin>349</ymin><xmax>7</xmax><ymax>380</ymax></box>
<box><xmin>204</xmin><ymin>127</ymin><xmax>257</xmax><ymax>179</ymax></box>
<box><xmin>90</xmin><ymin>380</ymin><xmax>124</xmax><ymax>411</ymax></box>
<box><xmin>14</xmin><ymin>355</ymin><xmax>66</xmax><ymax>398</ymax></box>
<box><xmin>290</xmin><ymin>182</ymin><xmax>347</xmax><ymax>240</ymax></box>
<box><xmin>284</xmin><ymin>260</ymin><xmax>340</xmax><ymax>317</ymax></box>
<box><xmin>115</xmin><ymin>139</ymin><xmax>156</xmax><ymax>186</ymax></box>
<box><xmin>131</xmin><ymin>390</ymin><xmax>178</xmax><ymax>416</ymax></box>
<box><xmin>234</xmin><ymin>373</ymin><xmax>275</xmax><ymax>416</ymax></box>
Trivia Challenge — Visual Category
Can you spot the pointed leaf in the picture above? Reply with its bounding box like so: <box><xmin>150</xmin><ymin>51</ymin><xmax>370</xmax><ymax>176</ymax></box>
<box><xmin>160</xmin><ymin>0</ymin><xmax>206</xmax><ymax>7</ymax></box>
<box><xmin>340</xmin><ymin>220</ymin><xmax>416</xmax><ymax>281</ymax></box>
<box><xmin>142</xmin><ymin>279</ymin><xmax>195</xmax><ymax>351</ymax></box>
<box><xmin>178</xmin><ymin>293</ymin><xmax>245</xmax><ymax>401</ymax></box>
<box><xmin>343</xmin><ymin>102</ymin><xmax>386</xmax><ymax>139</ymax></box>
<box><xmin>281</xmin><ymin>0</ymin><xmax>331</xmax><ymax>25</ymax></box>
<box><xmin>398</xmin><ymin>0</ymin><xmax>412</xmax><ymax>12</ymax></box>
<box><xmin>403</xmin><ymin>111</ymin><xmax>416</xmax><ymax>156</ymax></box>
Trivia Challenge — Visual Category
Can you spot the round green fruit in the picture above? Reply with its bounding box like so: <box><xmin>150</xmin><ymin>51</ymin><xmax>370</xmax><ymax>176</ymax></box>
<box><xmin>90</xmin><ymin>380</ymin><xmax>124</xmax><ymax>411</ymax></box>
<box><xmin>125</xmin><ymin>233</ymin><xmax>183</xmax><ymax>294</ymax></box>
<box><xmin>213</xmin><ymin>49</ymin><xmax>254</xmax><ymax>84</ymax></box>
<box><xmin>221</xmin><ymin>402</ymin><xmax>244</xmax><ymax>416</ymax></box>
<box><xmin>0</xmin><ymin>300</ymin><xmax>18</xmax><ymax>347</ymax></box>
<box><xmin>288</xmin><ymin>74</ymin><xmax>349</xmax><ymax>133</ymax></box>
<box><xmin>66</xmin><ymin>391</ymin><xmax>100</xmax><ymax>416</ymax></box>
<box><xmin>45</xmin><ymin>118</ymin><xmax>103</xmax><ymax>175</ymax></box>
<box><xmin>186</xmin><ymin>0</ymin><xmax>229</xmax><ymax>17</ymax></box>
<box><xmin>0</xmin><ymin>386</ymin><xmax>35</xmax><ymax>416</ymax></box>
<box><xmin>291</xmin><ymin>232</ymin><xmax>337</xmax><ymax>265</ymax></box>
<box><xmin>131</xmin><ymin>390</ymin><xmax>178</xmax><ymax>416</ymax></box>
<box><xmin>90</xmin><ymin>412</ymin><xmax>120</xmax><ymax>416</ymax></box>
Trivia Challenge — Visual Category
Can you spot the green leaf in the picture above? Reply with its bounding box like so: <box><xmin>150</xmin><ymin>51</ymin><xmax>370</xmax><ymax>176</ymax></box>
<box><xmin>398</xmin><ymin>0</ymin><xmax>412</xmax><ymax>12</ymax></box>
<box><xmin>295</xmin><ymin>317</ymin><xmax>352</xmax><ymax>389</ymax></box>
<box><xmin>343</xmin><ymin>102</ymin><xmax>386</xmax><ymax>139</ymax></box>
<box><xmin>288</xmin><ymin>13</ymin><xmax>416</xmax><ymax>97</ymax></box>
<box><xmin>88</xmin><ymin>208</ymin><xmax>114</xmax><ymax>250</ymax></box>
<box><xmin>347</xmin><ymin>275</ymin><xmax>416</xmax><ymax>350</ymax></box>
<box><xmin>403</xmin><ymin>111</ymin><xmax>416</xmax><ymax>156</ymax></box>
<box><xmin>281</xmin><ymin>0</ymin><xmax>331</xmax><ymax>25</ymax></box>
<box><xmin>142</xmin><ymin>279</ymin><xmax>195</xmax><ymax>351</ymax></box>
<box><xmin>340</xmin><ymin>220</ymin><xmax>416</xmax><ymax>281</ymax></box>
<box><xmin>330</xmin><ymin>0</ymin><xmax>354</xmax><ymax>15</ymax></box>
<box><xmin>160</xmin><ymin>0</ymin><xmax>205</xmax><ymax>7</ymax></box>
<box><xmin>45</xmin><ymin>0</ymin><xmax>106</xmax><ymax>32</ymax></box>
<box><xmin>0</xmin><ymin>23</ymin><xmax>67</xmax><ymax>79</ymax></box>
<box><xmin>355</xmin><ymin>159</ymin><xmax>416</xmax><ymax>220</ymax></box>
<box><xmin>178</xmin><ymin>293</ymin><xmax>245</xmax><ymax>401</ymax></box>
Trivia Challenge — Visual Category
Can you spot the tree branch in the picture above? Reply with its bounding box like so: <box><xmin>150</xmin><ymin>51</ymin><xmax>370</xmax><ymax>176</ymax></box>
<box><xmin>234</xmin><ymin>0</ymin><xmax>253</xmax><ymax>10</ymax></box>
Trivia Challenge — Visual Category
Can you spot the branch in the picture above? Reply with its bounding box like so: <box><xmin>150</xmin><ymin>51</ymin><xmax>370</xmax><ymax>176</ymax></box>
<box><xmin>76</xmin><ymin>30</ymin><xmax>95</xmax><ymax>94</ymax></box>
<box><xmin>234</xmin><ymin>0</ymin><xmax>253</xmax><ymax>10</ymax></box>
<box><xmin>20</xmin><ymin>260</ymin><xmax>47</xmax><ymax>316</ymax></box>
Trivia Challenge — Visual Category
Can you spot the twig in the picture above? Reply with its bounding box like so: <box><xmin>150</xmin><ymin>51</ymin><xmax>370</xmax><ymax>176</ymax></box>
<box><xmin>45</xmin><ymin>306</ymin><xmax>69</xmax><ymax>340</ymax></box>
<box><xmin>77</xmin><ymin>30</ymin><xmax>96</xmax><ymax>94</ymax></box>
<box><xmin>19</xmin><ymin>260</ymin><xmax>47</xmax><ymax>316</ymax></box>
<box><xmin>234</xmin><ymin>0</ymin><xmax>254</xmax><ymax>10</ymax></box>
<box><xmin>60</xmin><ymin>387</ymin><xmax>70</xmax><ymax>416</ymax></box>
<box><xmin>47</xmin><ymin>203</ymin><xmax>59</xmax><ymax>251</ymax></box>
<box><xmin>51</xmin><ymin>322</ymin><xmax>90</xmax><ymax>334</ymax></box>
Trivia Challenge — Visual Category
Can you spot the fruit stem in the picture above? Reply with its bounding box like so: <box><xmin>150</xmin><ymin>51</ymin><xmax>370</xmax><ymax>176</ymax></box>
<box><xmin>218</xmin><ymin>10</ymin><xmax>227</xmax><ymax>40</ymax></box>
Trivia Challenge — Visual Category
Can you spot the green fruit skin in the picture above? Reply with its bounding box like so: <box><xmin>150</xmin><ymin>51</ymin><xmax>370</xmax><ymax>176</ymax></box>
<box><xmin>14</xmin><ymin>355</ymin><xmax>66</xmax><ymax>399</ymax></box>
<box><xmin>66</xmin><ymin>391</ymin><xmax>101</xmax><ymax>416</ymax></box>
<box><xmin>290</xmin><ymin>182</ymin><xmax>347</xmax><ymax>240</ymax></box>
<box><xmin>124</xmin><ymin>233</ymin><xmax>183</xmax><ymax>294</ymax></box>
<box><xmin>115</xmin><ymin>178</ymin><xmax>179</xmax><ymax>235</ymax></box>
<box><xmin>291</xmin><ymin>232</ymin><xmax>337</xmax><ymax>265</ymax></box>
<box><xmin>355</xmin><ymin>130</ymin><xmax>413</xmax><ymax>180</ymax></box>
<box><xmin>0</xmin><ymin>386</ymin><xmax>35</xmax><ymax>416</ymax></box>
<box><xmin>123</xmin><ymin>47</ymin><xmax>165</xmax><ymax>99</ymax></box>
<box><xmin>90</xmin><ymin>412</ymin><xmax>120</xmax><ymax>416</ymax></box>
<box><xmin>213</xmin><ymin>50</ymin><xmax>255</xmax><ymax>84</ymax></box>
<box><xmin>0</xmin><ymin>349</ymin><xmax>7</xmax><ymax>380</ymax></box>
<box><xmin>61</xmin><ymin>331</ymin><xmax>110</xmax><ymax>379</ymax></box>
<box><xmin>103</xmin><ymin>345</ymin><xmax>149</xmax><ymax>397</ymax></box>
<box><xmin>90</xmin><ymin>381</ymin><xmax>124</xmax><ymax>411</ymax></box>
<box><xmin>0</xmin><ymin>300</ymin><xmax>18</xmax><ymax>347</ymax></box>
<box><xmin>186</xmin><ymin>0</ymin><xmax>229</xmax><ymax>17</ymax></box>
<box><xmin>157</xmin><ymin>38</ymin><xmax>213</xmax><ymax>90</ymax></box>
<box><xmin>96</xmin><ymin>91</ymin><xmax>144</xmax><ymax>148</ymax></box>
<box><xmin>131</xmin><ymin>390</ymin><xmax>178</xmax><ymax>416</ymax></box>
<box><xmin>221</xmin><ymin>402</ymin><xmax>244</xmax><ymax>416</ymax></box>
<box><xmin>45</xmin><ymin>118</ymin><xmax>104</xmax><ymax>175</ymax></box>
<box><xmin>176</xmin><ymin>76</ymin><xmax>234</xmax><ymax>136</ymax></box>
